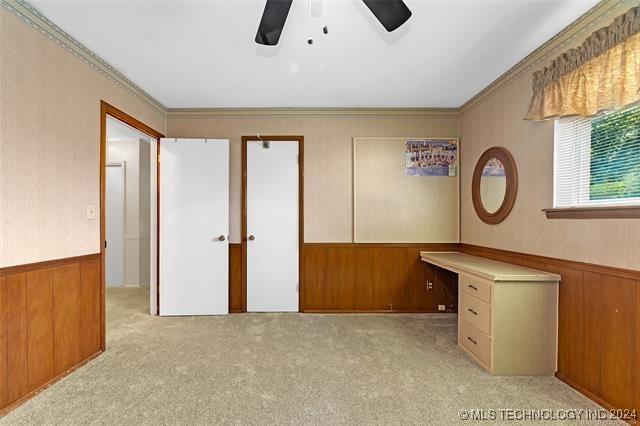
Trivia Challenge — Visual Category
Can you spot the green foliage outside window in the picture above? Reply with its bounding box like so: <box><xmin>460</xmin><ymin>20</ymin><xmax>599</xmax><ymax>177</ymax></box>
<box><xmin>590</xmin><ymin>105</ymin><xmax>640</xmax><ymax>201</ymax></box>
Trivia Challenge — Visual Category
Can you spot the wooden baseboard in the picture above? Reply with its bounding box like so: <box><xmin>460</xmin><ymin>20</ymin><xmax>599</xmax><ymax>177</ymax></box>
<box><xmin>555</xmin><ymin>372</ymin><xmax>614</xmax><ymax>410</ymax></box>
<box><xmin>556</xmin><ymin>372</ymin><xmax>638</xmax><ymax>425</ymax></box>
<box><xmin>0</xmin><ymin>350</ymin><xmax>103</xmax><ymax>417</ymax></box>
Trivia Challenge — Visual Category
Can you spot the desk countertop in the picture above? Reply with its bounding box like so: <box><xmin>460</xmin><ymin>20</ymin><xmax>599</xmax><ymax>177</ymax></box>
<box><xmin>420</xmin><ymin>251</ymin><xmax>561</xmax><ymax>282</ymax></box>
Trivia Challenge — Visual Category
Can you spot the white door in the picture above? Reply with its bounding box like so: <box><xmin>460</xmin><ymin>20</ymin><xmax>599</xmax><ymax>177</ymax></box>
<box><xmin>106</xmin><ymin>163</ymin><xmax>125</xmax><ymax>287</ymax></box>
<box><xmin>246</xmin><ymin>140</ymin><xmax>299</xmax><ymax>312</ymax></box>
<box><xmin>159</xmin><ymin>138</ymin><xmax>229</xmax><ymax>316</ymax></box>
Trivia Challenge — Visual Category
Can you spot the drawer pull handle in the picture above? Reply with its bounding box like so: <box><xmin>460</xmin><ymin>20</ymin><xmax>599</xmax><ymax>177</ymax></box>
<box><xmin>467</xmin><ymin>336</ymin><xmax>478</xmax><ymax>345</ymax></box>
<box><xmin>468</xmin><ymin>308</ymin><xmax>478</xmax><ymax>315</ymax></box>
<box><xmin>468</xmin><ymin>284</ymin><xmax>478</xmax><ymax>291</ymax></box>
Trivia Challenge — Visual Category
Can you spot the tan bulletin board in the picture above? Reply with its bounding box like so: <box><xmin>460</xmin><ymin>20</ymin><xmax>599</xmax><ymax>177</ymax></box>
<box><xmin>353</xmin><ymin>137</ymin><xmax>460</xmax><ymax>243</ymax></box>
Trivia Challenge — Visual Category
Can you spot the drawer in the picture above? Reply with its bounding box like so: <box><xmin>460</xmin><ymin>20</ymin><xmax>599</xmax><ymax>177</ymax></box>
<box><xmin>459</xmin><ymin>272</ymin><xmax>492</xmax><ymax>304</ymax></box>
<box><xmin>460</xmin><ymin>292</ymin><xmax>491</xmax><ymax>335</ymax></box>
<box><xmin>460</xmin><ymin>319</ymin><xmax>491</xmax><ymax>368</ymax></box>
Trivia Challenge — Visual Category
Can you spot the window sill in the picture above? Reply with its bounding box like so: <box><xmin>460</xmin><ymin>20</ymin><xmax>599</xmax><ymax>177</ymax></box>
<box><xmin>543</xmin><ymin>205</ymin><xmax>640</xmax><ymax>219</ymax></box>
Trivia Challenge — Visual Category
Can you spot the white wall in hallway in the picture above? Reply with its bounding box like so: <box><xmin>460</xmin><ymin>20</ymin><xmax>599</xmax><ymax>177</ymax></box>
<box><xmin>107</xmin><ymin>136</ymin><xmax>151</xmax><ymax>287</ymax></box>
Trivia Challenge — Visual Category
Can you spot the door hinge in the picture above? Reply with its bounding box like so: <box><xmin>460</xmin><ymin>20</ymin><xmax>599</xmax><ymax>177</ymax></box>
<box><xmin>104</xmin><ymin>240</ymin><xmax>107</xmax><ymax>249</ymax></box>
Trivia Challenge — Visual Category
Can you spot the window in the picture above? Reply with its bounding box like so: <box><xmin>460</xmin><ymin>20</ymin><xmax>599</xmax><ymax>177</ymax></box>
<box><xmin>553</xmin><ymin>105</ymin><xmax>640</xmax><ymax>209</ymax></box>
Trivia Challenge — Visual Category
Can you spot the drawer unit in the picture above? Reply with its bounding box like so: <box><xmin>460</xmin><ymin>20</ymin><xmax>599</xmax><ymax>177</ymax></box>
<box><xmin>459</xmin><ymin>272</ymin><xmax>492</xmax><ymax>304</ymax></box>
<box><xmin>459</xmin><ymin>318</ymin><xmax>491</xmax><ymax>367</ymax></box>
<box><xmin>421</xmin><ymin>251</ymin><xmax>560</xmax><ymax>376</ymax></box>
<box><xmin>460</xmin><ymin>291</ymin><xmax>491</xmax><ymax>335</ymax></box>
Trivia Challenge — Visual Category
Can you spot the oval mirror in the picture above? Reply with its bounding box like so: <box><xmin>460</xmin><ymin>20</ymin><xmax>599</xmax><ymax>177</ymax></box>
<box><xmin>480</xmin><ymin>158</ymin><xmax>506</xmax><ymax>214</ymax></box>
<box><xmin>472</xmin><ymin>147</ymin><xmax>518</xmax><ymax>224</ymax></box>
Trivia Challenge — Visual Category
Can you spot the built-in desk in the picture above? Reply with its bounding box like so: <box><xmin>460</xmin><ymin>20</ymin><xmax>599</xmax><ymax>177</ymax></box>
<box><xmin>421</xmin><ymin>251</ymin><xmax>560</xmax><ymax>376</ymax></box>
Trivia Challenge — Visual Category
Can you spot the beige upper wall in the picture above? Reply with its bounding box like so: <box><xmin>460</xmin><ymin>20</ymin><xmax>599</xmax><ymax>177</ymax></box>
<box><xmin>459</xmin><ymin>0</ymin><xmax>640</xmax><ymax>271</ymax></box>
<box><xmin>354</xmin><ymin>137</ymin><xmax>459</xmax><ymax>243</ymax></box>
<box><xmin>167</xmin><ymin>114</ymin><xmax>459</xmax><ymax>243</ymax></box>
<box><xmin>4</xmin><ymin>0</ymin><xmax>638</xmax><ymax>271</ymax></box>
<box><xmin>0</xmin><ymin>8</ymin><xmax>166</xmax><ymax>268</ymax></box>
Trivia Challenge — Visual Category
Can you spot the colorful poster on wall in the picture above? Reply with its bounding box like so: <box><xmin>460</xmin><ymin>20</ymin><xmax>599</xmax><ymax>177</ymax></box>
<box><xmin>405</xmin><ymin>139</ymin><xmax>457</xmax><ymax>176</ymax></box>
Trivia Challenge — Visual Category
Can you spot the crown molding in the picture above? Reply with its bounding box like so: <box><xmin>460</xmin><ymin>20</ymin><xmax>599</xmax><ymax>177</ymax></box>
<box><xmin>2</xmin><ymin>0</ymin><xmax>458</xmax><ymax>119</ymax></box>
<box><xmin>1</xmin><ymin>0</ymin><xmax>168</xmax><ymax>115</ymax></box>
<box><xmin>166</xmin><ymin>107</ymin><xmax>460</xmax><ymax>119</ymax></box>
<box><xmin>459</xmin><ymin>0</ymin><xmax>629</xmax><ymax>115</ymax></box>
<box><xmin>4</xmin><ymin>0</ymin><xmax>628</xmax><ymax>119</ymax></box>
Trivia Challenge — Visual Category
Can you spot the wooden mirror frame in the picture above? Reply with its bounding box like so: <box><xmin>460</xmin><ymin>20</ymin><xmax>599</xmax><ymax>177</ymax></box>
<box><xmin>472</xmin><ymin>147</ymin><xmax>518</xmax><ymax>225</ymax></box>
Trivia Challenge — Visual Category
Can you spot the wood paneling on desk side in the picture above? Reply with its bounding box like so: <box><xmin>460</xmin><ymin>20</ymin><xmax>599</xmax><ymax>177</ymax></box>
<box><xmin>301</xmin><ymin>244</ymin><xmax>458</xmax><ymax>312</ymax></box>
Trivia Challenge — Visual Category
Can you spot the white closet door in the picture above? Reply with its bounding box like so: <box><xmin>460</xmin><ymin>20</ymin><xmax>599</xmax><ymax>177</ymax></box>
<box><xmin>247</xmin><ymin>140</ymin><xmax>299</xmax><ymax>312</ymax></box>
<box><xmin>106</xmin><ymin>163</ymin><xmax>125</xmax><ymax>287</ymax></box>
<box><xmin>159</xmin><ymin>138</ymin><xmax>229</xmax><ymax>316</ymax></box>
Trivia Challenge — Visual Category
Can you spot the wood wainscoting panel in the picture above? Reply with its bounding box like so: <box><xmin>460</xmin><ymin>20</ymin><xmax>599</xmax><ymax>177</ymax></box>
<box><xmin>459</xmin><ymin>243</ymin><xmax>639</xmax><ymax>416</ymax></box>
<box><xmin>25</xmin><ymin>269</ymin><xmax>55</xmax><ymax>390</ymax></box>
<box><xmin>0</xmin><ymin>277</ymin><xmax>7</xmax><ymax>408</ymax></box>
<box><xmin>582</xmin><ymin>271</ymin><xmax>602</xmax><ymax>396</ymax></box>
<box><xmin>229</xmin><ymin>244</ymin><xmax>243</xmax><ymax>312</ymax></box>
<box><xmin>0</xmin><ymin>254</ymin><xmax>101</xmax><ymax>414</ymax></box>
<box><xmin>302</xmin><ymin>244</ymin><xmax>458</xmax><ymax>312</ymax></box>
<box><xmin>408</xmin><ymin>260</ymin><xmax>448</xmax><ymax>311</ymax></box>
<box><xmin>5</xmin><ymin>273</ymin><xmax>28</xmax><ymax>405</ymax></box>
<box><xmin>80</xmin><ymin>259</ymin><xmax>101</xmax><ymax>360</ymax></box>
<box><xmin>52</xmin><ymin>264</ymin><xmax>83</xmax><ymax>375</ymax></box>
<box><xmin>599</xmin><ymin>275</ymin><xmax>637</xmax><ymax>413</ymax></box>
<box><xmin>549</xmin><ymin>265</ymin><xmax>585</xmax><ymax>389</ymax></box>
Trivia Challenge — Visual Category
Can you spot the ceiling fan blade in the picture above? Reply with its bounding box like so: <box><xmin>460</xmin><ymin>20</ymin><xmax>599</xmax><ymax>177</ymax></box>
<box><xmin>362</xmin><ymin>0</ymin><xmax>412</xmax><ymax>32</ymax></box>
<box><xmin>255</xmin><ymin>0</ymin><xmax>294</xmax><ymax>46</ymax></box>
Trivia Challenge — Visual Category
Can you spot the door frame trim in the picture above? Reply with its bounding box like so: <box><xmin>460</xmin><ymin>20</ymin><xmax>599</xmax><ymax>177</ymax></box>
<box><xmin>241</xmin><ymin>135</ymin><xmax>304</xmax><ymax>313</ymax></box>
<box><xmin>100</xmin><ymin>101</ymin><xmax>164</xmax><ymax>349</ymax></box>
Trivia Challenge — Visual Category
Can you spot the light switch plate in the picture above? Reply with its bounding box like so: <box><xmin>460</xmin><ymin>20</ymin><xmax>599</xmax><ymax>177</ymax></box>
<box><xmin>86</xmin><ymin>204</ymin><xmax>97</xmax><ymax>220</ymax></box>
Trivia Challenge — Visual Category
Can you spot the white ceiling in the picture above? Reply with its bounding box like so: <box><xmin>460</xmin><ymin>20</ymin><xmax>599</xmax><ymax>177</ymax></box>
<box><xmin>29</xmin><ymin>0</ymin><xmax>599</xmax><ymax>108</ymax></box>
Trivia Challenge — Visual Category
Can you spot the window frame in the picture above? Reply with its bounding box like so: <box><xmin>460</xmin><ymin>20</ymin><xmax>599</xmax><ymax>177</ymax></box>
<box><xmin>545</xmin><ymin>108</ymin><xmax>640</xmax><ymax>219</ymax></box>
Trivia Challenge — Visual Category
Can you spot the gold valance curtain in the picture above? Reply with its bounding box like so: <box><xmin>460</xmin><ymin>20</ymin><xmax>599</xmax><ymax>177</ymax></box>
<box><xmin>525</xmin><ymin>6</ymin><xmax>640</xmax><ymax>121</ymax></box>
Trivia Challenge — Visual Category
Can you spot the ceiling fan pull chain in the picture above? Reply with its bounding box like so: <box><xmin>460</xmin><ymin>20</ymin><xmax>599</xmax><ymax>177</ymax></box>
<box><xmin>307</xmin><ymin>0</ymin><xmax>313</xmax><ymax>44</ymax></box>
<box><xmin>322</xmin><ymin>0</ymin><xmax>328</xmax><ymax>34</ymax></box>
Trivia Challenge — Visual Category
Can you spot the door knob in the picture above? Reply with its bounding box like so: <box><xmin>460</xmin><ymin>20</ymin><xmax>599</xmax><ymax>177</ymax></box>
<box><xmin>217</xmin><ymin>235</ymin><xmax>226</xmax><ymax>241</ymax></box>
<box><xmin>248</xmin><ymin>235</ymin><xmax>255</xmax><ymax>241</ymax></box>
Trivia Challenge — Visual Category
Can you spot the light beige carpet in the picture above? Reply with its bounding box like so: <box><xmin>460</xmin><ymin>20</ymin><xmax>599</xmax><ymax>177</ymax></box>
<box><xmin>1</xmin><ymin>288</ymin><xmax>617</xmax><ymax>425</ymax></box>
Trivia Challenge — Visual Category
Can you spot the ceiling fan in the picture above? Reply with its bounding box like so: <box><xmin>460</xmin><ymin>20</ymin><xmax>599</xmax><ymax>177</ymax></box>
<box><xmin>255</xmin><ymin>0</ymin><xmax>412</xmax><ymax>46</ymax></box>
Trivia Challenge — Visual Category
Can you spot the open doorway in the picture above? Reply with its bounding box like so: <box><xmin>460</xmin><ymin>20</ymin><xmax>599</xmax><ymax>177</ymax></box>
<box><xmin>105</xmin><ymin>116</ymin><xmax>154</xmax><ymax>290</ymax></box>
<box><xmin>100</xmin><ymin>102</ymin><xmax>164</xmax><ymax>349</ymax></box>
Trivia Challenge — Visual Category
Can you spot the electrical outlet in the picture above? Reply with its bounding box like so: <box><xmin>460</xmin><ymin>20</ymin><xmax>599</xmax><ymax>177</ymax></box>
<box><xmin>86</xmin><ymin>204</ymin><xmax>97</xmax><ymax>220</ymax></box>
<box><xmin>427</xmin><ymin>281</ymin><xmax>433</xmax><ymax>290</ymax></box>
<box><xmin>438</xmin><ymin>305</ymin><xmax>446</xmax><ymax>311</ymax></box>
